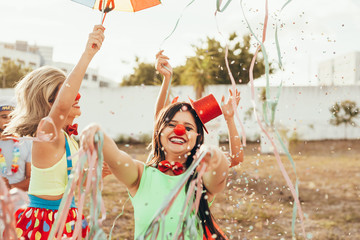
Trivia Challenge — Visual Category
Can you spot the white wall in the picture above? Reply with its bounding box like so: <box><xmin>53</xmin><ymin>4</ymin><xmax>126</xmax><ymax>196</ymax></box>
<box><xmin>1</xmin><ymin>85</ymin><xmax>360</xmax><ymax>141</ymax></box>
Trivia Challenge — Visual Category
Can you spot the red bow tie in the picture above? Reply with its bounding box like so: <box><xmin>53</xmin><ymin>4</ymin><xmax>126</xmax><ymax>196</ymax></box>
<box><xmin>158</xmin><ymin>160</ymin><xmax>184</xmax><ymax>175</ymax></box>
<box><xmin>66</xmin><ymin>124</ymin><xmax>78</xmax><ymax>136</ymax></box>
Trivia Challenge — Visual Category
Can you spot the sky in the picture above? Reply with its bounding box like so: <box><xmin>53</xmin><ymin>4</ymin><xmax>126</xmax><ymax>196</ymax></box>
<box><xmin>1</xmin><ymin>0</ymin><xmax>359</xmax><ymax>86</ymax></box>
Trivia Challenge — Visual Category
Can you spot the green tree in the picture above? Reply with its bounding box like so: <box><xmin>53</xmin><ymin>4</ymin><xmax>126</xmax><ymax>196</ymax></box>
<box><xmin>0</xmin><ymin>60</ymin><xmax>32</xmax><ymax>88</ymax></box>
<box><xmin>329</xmin><ymin>100</ymin><xmax>359</xmax><ymax>138</ymax></box>
<box><xmin>180</xmin><ymin>55</ymin><xmax>213</xmax><ymax>99</ymax></box>
<box><xmin>180</xmin><ymin>33</ymin><xmax>272</xmax><ymax>99</ymax></box>
<box><xmin>121</xmin><ymin>57</ymin><xmax>161</xmax><ymax>86</ymax></box>
<box><xmin>121</xmin><ymin>33</ymin><xmax>272</xmax><ymax>99</ymax></box>
<box><xmin>121</xmin><ymin>56</ymin><xmax>182</xmax><ymax>86</ymax></box>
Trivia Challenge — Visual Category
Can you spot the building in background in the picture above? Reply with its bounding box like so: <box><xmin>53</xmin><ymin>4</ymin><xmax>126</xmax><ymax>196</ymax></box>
<box><xmin>0</xmin><ymin>41</ymin><xmax>117</xmax><ymax>88</ymax></box>
<box><xmin>0</xmin><ymin>41</ymin><xmax>41</xmax><ymax>69</ymax></box>
<box><xmin>53</xmin><ymin>61</ymin><xmax>116</xmax><ymax>88</ymax></box>
<box><xmin>318</xmin><ymin>51</ymin><xmax>360</xmax><ymax>86</ymax></box>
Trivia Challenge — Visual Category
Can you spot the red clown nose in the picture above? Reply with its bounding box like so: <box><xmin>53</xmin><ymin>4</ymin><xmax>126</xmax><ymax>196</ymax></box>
<box><xmin>75</xmin><ymin>93</ymin><xmax>81</xmax><ymax>101</ymax></box>
<box><xmin>173</xmin><ymin>124</ymin><xmax>186</xmax><ymax>136</ymax></box>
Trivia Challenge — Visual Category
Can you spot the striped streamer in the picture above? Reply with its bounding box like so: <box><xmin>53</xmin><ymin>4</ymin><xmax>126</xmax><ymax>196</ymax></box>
<box><xmin>138</xmin><ymin>148</ymin><xmax>210</xmax><ymax>239</ymax></box>
<box><xmin>48</xmin><ymin>132</ymin><xmax>107</xmax><ymax>240</ymax></box>
<box><xmin>240</xmin><ymin>0</ymin><xmax>307</xmax><ymax>238</ymax></box>
<box><xmin>214</xmin><ymin>0</ymin><xmax>247</xmax><ymax>146</ymax></box>
<box><xmin>0</xmin><ymin>179</ymin><xmax>18</xmax><ymax>239</ymax></box>
<box><xmin>159</xmin><ymin>0</ymin><xmax>196</xmax><ymax>49</ymax></box>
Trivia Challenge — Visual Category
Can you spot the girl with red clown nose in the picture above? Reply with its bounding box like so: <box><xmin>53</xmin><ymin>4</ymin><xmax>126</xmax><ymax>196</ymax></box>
<box><xmin>80</xmin><ymin>100</ymin><xmax>229</xmax><ymax>239</ymax></box>
<box><xmin>154</xmin><ymin>50</ymin><xmax>244</xmax><ymax>168</ymax></box>
<box><xmin>153</xmin><ymin>50</ymin><xmax>244</xmax><ymax>238</ymax></box>
<box><xmin>4</xmin><ymin>25</ymin><xmax>105</xmax><ymax>240</ymax></box>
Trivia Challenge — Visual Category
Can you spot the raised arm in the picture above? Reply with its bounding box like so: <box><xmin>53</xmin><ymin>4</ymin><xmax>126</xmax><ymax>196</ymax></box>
<box><xmin>32</xmin><ymin>25</ymin><xmax>105</xmax><ymax>168</ymax></box>
<box><xmin>80</xmin><ymin>124</ymin><xmax>142</xmax><ymax>191</ymax></box>
<box><xmin>154</xmin><ymin>50</ymin><xmax>173</xmax><ymax>120</ymax></box>
<box><xmin>221</xmin><ymin>89</ymin><xmax>244</xmax><ymax>167</ymax></box>
<box><xmin>47</xmin><ymin>25</ymin><xmax>105</xmax><ymax>135</ymax></box>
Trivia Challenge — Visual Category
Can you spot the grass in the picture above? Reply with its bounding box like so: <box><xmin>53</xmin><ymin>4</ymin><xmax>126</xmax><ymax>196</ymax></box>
<box><xmin>93</xmin><ymin>140</ymin><xmax>360</xmax><ymax>239</ymax></box>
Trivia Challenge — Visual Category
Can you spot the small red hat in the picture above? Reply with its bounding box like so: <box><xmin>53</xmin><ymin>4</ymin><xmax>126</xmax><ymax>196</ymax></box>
<box><xmin>189</xmin><ymin>94</ymin><xmax>222</xmax><ymax>134</ymax></box>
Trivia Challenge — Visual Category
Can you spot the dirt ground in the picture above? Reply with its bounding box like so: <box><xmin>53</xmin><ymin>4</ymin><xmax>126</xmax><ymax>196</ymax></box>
<box><xmin>98</xmin><ymin>140</ymin><xmax>360</xmax><ymax>240</ymax></box>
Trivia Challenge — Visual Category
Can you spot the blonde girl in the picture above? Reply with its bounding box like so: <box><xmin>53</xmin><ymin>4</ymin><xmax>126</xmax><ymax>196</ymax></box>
<box><xmin>5</xmin><ymin>25</ymin><xmax>105</xmax><ymax>240</ymax></box>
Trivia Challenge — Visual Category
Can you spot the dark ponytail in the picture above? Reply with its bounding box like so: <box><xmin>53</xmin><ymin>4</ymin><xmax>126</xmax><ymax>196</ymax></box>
<box><xmin>185</xmin><ymin>172</ymin><xmax>227</xmax><ymax>240</ymax></box>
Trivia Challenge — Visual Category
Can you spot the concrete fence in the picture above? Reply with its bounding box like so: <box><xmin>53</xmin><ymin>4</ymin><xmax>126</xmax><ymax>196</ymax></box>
<box><xmin>1</xmin><ymin>85</ymin><xmax>359</xmax><ymax>142</ymax></box>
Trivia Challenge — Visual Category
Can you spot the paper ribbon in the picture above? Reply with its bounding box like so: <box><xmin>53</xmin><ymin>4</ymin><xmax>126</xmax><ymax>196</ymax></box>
<box><xmin>159</xmin><ymin>0</ymin><xmax>196</xmax><ymax>49</ymax></box>
<box><xmin>139</xmin><ymin>147</ymin><xmax>210</xmax><ymax>239</ymax></box>
<box><xmin>215</xmin><ymin>0</ymin><xmax>234</xmax><ymax>13</ymax></box>
<box><xmin>0</xmin><ymin>178</ymin><xmax>17</xmax><ymax>239</ymax></box>
<box><xmin>48</xmin><ymin>132</ymin><xmax>107</xmax><ymax>240</ymax></box>
<box><xmin>214</xmin><ymin>0</ymin><xmax>247</xmax><ymax>147</ymax></box>
<box><xmin>240</xmin><ymin>0</ymin><xmax>307</xmax><ymax>238</ymax></box>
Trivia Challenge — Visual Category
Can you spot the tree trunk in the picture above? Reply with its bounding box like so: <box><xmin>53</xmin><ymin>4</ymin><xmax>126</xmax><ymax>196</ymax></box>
<box><xmin>195</xmin><ymin>85</ymin><xmax>204</xmax><ymax>100</ymax></box>
<box><xmin>2</xmin><ymin>74</ymin><xmax>5</xmax><ymax>88</ymax></box>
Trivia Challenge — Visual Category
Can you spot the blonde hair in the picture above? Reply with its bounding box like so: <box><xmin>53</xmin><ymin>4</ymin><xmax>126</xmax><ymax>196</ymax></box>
<box><xmin>5</xmin><ymin>66</ymin><xmax>66</xmax><ymax>137</ymax></box>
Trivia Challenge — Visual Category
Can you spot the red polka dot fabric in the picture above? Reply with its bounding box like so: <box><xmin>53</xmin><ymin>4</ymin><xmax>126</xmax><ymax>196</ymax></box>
<box><xmin>15</xmin><ymin>207</ymin><xmax>89</xmax><ymax>240</ymax></box>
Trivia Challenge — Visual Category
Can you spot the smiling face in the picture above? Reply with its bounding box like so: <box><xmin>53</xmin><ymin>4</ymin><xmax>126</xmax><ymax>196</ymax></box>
<box><xmin>149</xmin><ymin>102</ymin><xmax>204</xmax><ymax>167</ymax></box>
<box><xmin>160</xmin><ymin>110</ymin><xmax>198</xmax><ymax>157</ymax></box>
<box><xmin>67</xmin><ymin>92</ymin><xmax>82</xmax><ymax>120</ymax></box>
<box><xmin>51</xmin><ymin>89</ymin><xmax>82</xmax><ymax>122</ymax></box>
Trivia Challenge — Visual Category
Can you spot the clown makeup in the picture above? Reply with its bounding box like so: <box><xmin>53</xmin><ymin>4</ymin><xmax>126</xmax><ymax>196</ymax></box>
<box><xmin>68</xmin><ymin>92</ymin><xmax>82</xmax><ymax>120</ymax></box>
<box><xmin>75</xmin><ymin>93</ymin><xmax>81</xmax><ymax>101</ymax></box>
<box><xmin>159</xmin><ymin>110</ymin><xmax>198</xmax><ymax>162</ymax></box>
<box><xmin>148</xmin><ymin>102</ymin><xmax>205</xmax><ymax>169</ymax></box>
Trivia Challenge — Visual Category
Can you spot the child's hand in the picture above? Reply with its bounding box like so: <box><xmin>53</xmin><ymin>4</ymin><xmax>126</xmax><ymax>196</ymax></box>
<box><xmin>196</xmin><ymin>145</ymin><xmax>220</xmax><ymax>173</ymax></box>
<box><xmin>155</xmin><ymin>50</ymin><xmax>172</xmax><ymax>79</ymax></box>
<box><xmin>80</xmin><ymin>123</ymin><xmax>102</xmax><ymax>154</ymax></box>
<box><xmin>221</xmin><ymin>88</ymin><xmax>240</xmax><ymax>121</ymax></box>
<box><xmin>102</xmin><ymin>162</ymin><xmax>112</xmax><ymax>178</ymax></box>
<box><xmin>85</xmin><ymin>25</ymin><xmax>105</xmax><ymax>55</ymax></box>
